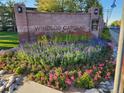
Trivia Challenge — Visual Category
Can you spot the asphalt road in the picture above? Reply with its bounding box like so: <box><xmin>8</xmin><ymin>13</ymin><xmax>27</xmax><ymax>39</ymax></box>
<box><xmin>109</xmin><ymin>29</ymin><xmax>119</xmax><ymax>46</ymax></box>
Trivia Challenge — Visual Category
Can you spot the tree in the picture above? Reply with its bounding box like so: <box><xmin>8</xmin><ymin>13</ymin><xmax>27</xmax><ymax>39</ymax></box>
<box><xmin>111</xmin><ymin>20</ymin><xmax>121</xmax><ymax>27</ymax></box>
<box><xmin>36</xmin><ymin>0</ymin><xmax>103</xmax><ymax>14</ymax></box>
<box><xmin>0</xmin><ymin>0</ymin><xmax>16</xmax><ymax>32</ymax></box>
<box><xmin>36</xmin><ymin>0</ymin><xmax>80</xmax><ymax>12</ymax></box>
<box><xmin>6</xmin><ymin>0</ymin><xmax>16</xmax><ymax>32</ymax></box>
<box><xmin>0</xmin><ymin>2</ymin><xmax>8</xmax><ymax>31</ymax></box>
<box><xmin>36</xmin><ymin>0</ymin><xmax>59</xmax><ymax>12</ymax></box>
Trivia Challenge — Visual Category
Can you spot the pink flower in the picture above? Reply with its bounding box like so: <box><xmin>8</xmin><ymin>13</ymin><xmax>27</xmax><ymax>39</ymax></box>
<box><xmin>47</xmin><ymin>81</ymin><xmax>51</xmax><ymax>87</ymax></box>
<box><xmin>70</xmin><ymin>75</ymin><xmax>75</xmax><ymax>81</ymax></box>
<box><xmin>53</xmin><ymin>74</ymin><xmax>58</xmax><ymax>80</ymax></box>
<box><xmin>93</xmin><ymin>71</ymin><xmax>101</xmax><ymax>81</ymax></box>
<box><xmin>78</xmin><ymin>71</ymin><xmax>82</xmax><ymax>77</ymax></box>
<box><xmin>98</xmin><ymin>67</ymin><xmax>103</xmax><ymax>70</ymax></box>
<box><xmin>105</xmin><ymin>76</ymin><xmax>110</xmax><ymax>80</ymax></box>
<box><xmin>94</xmin><ymin>76</ymin><xmax>98</xmax><ymax>81</ymax></box>
<box><xmin>65</xmin><ymin>78</ymin><xmax>72</xmax><ymax>85</ymax></box>
<box><xmin>93</xmin><ymin>65</ymin><xmax>97</xmax><ymax>70</ymax></box>
<box><xmin>107</xmin><ymin>72</ymin><xmax>111</xmax><ymax>76</ymax></box>
<box><xmin>98</xmin><ymin>71</ymin><xmax>102</xmax><ymax>74</ymax></box>
<box><xmin>99</xmin><ymin>63</ymin><xmax>104</xmax><ymax>67</ymax></box>
<box><xmin>41</xmin><ymin>77</ymin><xmax>45</xmax><ymax>81</ymax></box>
<box><xmin>85</xmin><ymin>69</ymin><xmax>93</xmax><ymax>75</ymax></box>
<box><xmin>49</xmin><ymin>73</ymin><xmax>54</xmax><ymax>81</ymax></box>
<box><xmin>65</xmin><ymin>71</ymin><xmax>69</xmax><ymax>76</ymax></box>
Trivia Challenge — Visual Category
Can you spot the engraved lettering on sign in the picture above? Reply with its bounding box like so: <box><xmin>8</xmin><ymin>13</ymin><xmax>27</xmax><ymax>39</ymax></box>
<box><xmin>18</xmin><ymin>25</ymin><xmax>85</xmax><ymax>33</ymax></box>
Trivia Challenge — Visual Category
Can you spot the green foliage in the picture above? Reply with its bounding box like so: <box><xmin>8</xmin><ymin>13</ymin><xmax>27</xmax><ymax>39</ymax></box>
<box><xmin>0</xmin><ymin>0</ymin><xmax>16</xmax><ymax>32</ymax></box>
<box><xmin>0</xmin><ymin>32</ymin><xmax>19</xmax><ymax>49</ymax></box>
<box><xmin>111</xmin><ymin>20</ymin><xmax>121</xmax><ymax>27</ymax></box>
<box><xmin>101</xmin><ymin>28</ymin><xmax>111</xmax><ymax>41</ymax></box>
<box><xmin>36</xmin><ymin>0</ymin><xmax>80</xmax><ymax>12</ymax></box>
<box><xmin>35</xmin><ymin>72</ymin><xmax>44</xmax><ymax>79</ymax></box>
<box><xmin>55</xmin><ymin>67</ymin><xmax>62</xmax><ymax>76</ymax></box>
<box><xmin>17</xmin><ymin>51</ymin><xmax>28</xmax><ymax>61</ymax></box>
<box><xmin>0</xmin><ymin>42</ymin><xmax>115</xmax><ymax>90</ymax></box>
<box><xmin>0</xmin><ymin>31</ymin><xmax>114</xmax><ymax>90</ymax></box>
<box><xmin>58</xmin><ymin>76</ymin><xmax>67</xmax><ymax>90</ymax></box>
<box><xmin>38</xmin><ymin>33</ymin><xmax>90</xmax><ymax>43</ymax></box>
<box><xmin>36</xmin><ymin>0</ymin><xmax>103</xmax><ymax>14</ymax></box>
<box><xmin>53</xmin><ymin>34</ymin><xmax>90</xmax><ymax>43</ymax></box>
<box><xmin>15</xmin><ymin>67</ymin><xmax>25</xmax><ymax>75</ymax></box>
<box><xmin>75</xmin><ymin>72</ymin><xmax>94</xmax><ymax>88</ymax></box>
<box><xmin>84</xmin><ymin>0</ymin><xmax>103</xmax><ymax>16</ymax></box>
<box><xmin>19</xmin><ymin>43</ymin><xmax>103</xmax><ymax>69</ymax></box>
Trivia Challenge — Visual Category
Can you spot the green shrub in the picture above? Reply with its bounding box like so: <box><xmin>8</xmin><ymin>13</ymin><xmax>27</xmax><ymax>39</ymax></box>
<box><xmin>15</xmin><ymin>67</ymin><xmax>25</xmax><ymax>75</ymax></box>
<box><xmin>75</xmin><ymin>72</ymin><xmax>94</xmax><ymax>89</ymax></box>
<box><xmin>35</xmin><ymin>72</ymin><xmax>42</xmax><ymax>79</ymax></box>
<box><xmin>17</xmin><ymin>51</ymin><xmax>28</xmax><ymax>61</ymax></box>
<box><xmin>37</xmin><ymin>33</ymin><xmax>90</xmax><ymax>43</ymax></box>
<box><xmin>101</xmin><ymin>28</ymin><xmax>111</xmax><ymax>41</ymax></box>
<box><xmin>35</xmin><ymin>71</ymin><xmax>45</xmax><ymax>79</ymax></box>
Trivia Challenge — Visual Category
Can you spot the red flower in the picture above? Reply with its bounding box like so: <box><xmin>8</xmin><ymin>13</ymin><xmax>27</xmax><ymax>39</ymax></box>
<box><xmin>85</xmin><ymin>69</ymin><xmax>93</xmax><ymax>75</ymax></box>
<box><xmin>65</xmin><ymin>78</ymin><xmax>72</xmax><ymax>85</ymax></box>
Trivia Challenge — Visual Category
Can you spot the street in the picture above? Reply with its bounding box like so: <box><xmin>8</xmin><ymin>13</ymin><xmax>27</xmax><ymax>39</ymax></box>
<box><xmin>109</xmin><ymin>28</ymin><xmax>119</xmax><ymax>46</ymax></box>
<box><xmin>110</xmin><ymin>28</ymin><xmax>124</xmax><ymax>92</ymax></box>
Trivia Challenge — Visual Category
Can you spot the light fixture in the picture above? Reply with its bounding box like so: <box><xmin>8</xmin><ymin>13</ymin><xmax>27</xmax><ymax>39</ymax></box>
<box><xmin>111</xmin><ymin>0</ymin><xmax>117</xmax><ymax>8</ymax></box>
<box><xmin>94</xmin><ymin>8</ymin><xmax>98</xmax><ymax>15</ymax></box>
<box><xmin>17</xmin><ymin>6</ymin><xmax>23</xmax><ymax>13</ymax></box>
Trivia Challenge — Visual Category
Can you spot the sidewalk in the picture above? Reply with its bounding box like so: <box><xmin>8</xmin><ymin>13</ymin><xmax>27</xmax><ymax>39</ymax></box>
<box><xmin>15</xmin><ymin>81</ymin><xmax>63</xmax><ymax>93</ymax></box>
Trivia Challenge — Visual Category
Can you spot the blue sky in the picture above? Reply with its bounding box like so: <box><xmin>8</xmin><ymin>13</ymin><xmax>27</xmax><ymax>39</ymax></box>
<box><xmin>1</xmin><ymin>0</ymin><xmax>123</xmax><ymax>25</ymax></box>
<box><xmin>100</xmin><ymin>0</ymin><xmax>122</xmax><ymax>25</ymax></box>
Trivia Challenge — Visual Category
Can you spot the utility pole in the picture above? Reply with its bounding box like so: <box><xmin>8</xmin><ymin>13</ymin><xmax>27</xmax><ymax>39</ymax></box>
<box><xmin>105</xmin><ymin>9</ymin><xmax>112</xmax><ymax>26</ymax></box>
<box><xmin>113</xmin><ymin>0</ymin><xmax>124</xmax><ymax>93</ymax></box>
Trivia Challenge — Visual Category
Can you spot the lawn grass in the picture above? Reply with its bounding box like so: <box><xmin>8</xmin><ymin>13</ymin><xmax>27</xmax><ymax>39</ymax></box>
<box><xmin>0</xmin><ymin>32</ymin><xmax>19</xmax><ymax>50</ymax></box>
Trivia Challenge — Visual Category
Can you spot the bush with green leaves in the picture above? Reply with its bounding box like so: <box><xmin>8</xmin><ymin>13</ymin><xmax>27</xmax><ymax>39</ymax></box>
<box><xmin>15</xmin><ymin>67</ymin><xmax>25</xmax><ymax>75</ymax></box>
<box><xmin>74</xmin><ymin>72</ymin><xmax>94</xmax><ymax>88</ymax></box>
<box><xmin>101</xmin><ymin>28</ymin><xmax>111</xmax><ymax>42</ymax></box>
<box><xmin>0</xmin><ymin>37</ymin><xmax>115</xmax><ymax>90</ymax></box>
<box><xmin>17</xmin><ymin>43</ymin><xmax>104</xmax><ymax>69</ymax></box>
<box><xmin>37</xmin><ymin>33</ymin><xmax>90</xmax><ymax>43</ymax></box>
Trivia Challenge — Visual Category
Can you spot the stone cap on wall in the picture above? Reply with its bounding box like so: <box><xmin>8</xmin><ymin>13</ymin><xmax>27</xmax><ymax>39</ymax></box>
<box><xmin>14</xmin><ymin>3</ymin><xmax>99</xmax><ymax>17</ymax></box>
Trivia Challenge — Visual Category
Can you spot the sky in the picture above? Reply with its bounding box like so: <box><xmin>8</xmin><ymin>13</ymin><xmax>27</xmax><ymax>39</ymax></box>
<box><xmin>1</xmin><ymin>0</ymin><xmax>123</xmax><ymax>25</ymax></box>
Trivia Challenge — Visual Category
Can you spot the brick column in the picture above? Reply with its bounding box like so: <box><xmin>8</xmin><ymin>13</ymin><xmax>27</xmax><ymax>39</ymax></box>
<box><xmin>14</xmin><ymin>3</ymin><xmax>30</xmax><ymax>44</ymax></box>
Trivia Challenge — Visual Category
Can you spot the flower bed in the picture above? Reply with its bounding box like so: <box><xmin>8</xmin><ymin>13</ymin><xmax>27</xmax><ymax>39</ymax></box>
<box><xmin>0</xmin><ymin>41</ymin><xmax>115</xmax><ymax>91</ymax></box>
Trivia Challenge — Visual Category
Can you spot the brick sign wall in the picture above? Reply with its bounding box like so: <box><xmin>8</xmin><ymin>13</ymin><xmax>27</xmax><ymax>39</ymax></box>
<box><xmin>14</xmin><ymin>3</ymin><xmax>104</xmax><ymax>44</ymax></box>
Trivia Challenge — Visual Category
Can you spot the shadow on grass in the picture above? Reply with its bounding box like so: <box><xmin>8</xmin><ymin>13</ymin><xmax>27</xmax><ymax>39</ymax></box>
<box><xmin>0</xmin><ymin>46</ymin><xmax>14</xmax><ymax>50</ymax></box>
<box><xmin>0</xmin><ymin>42</ymin><xmax>19</xmax><ymax>44</ymax></box>
<box><xmin>0</xmin><ymin>37</ymin><xmax>18</xmax><ymax>40</ymax></box>
<box><xmin>0</xmin><ymin>31</ymin><xmax>19</xmax><ymax>50</ymax></box>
